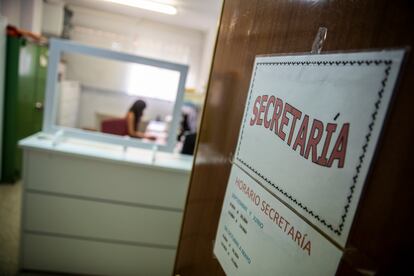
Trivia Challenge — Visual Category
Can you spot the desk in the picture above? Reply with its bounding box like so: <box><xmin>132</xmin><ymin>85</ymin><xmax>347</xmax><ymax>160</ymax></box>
<box><xmin>145</xmin><ymin>120</ymin><xmax>169</xmax><ymax>145</ymax></box>
<box><xmin>19</xmin><ymin>133</ymin><xmax>192</xmax><ymax>275</ymax></box>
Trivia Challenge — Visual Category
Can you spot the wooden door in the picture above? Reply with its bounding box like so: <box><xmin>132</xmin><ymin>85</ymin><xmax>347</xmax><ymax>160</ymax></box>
<box><xmin>174</xmin><ymin>0</ymin><xmax>414</xmax><ymax>275</ymax></box>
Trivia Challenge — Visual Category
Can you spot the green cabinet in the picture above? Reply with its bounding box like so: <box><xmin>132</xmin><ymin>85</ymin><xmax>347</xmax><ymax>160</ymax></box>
<box><xmin>1</xmin><ymin>35</ymin><xmax>48</xmax><ymax>183</ymax></box>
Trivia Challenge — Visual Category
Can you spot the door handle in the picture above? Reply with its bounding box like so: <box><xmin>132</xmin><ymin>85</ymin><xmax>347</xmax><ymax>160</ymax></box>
<box><xmin>34</xmin><ymin>102</ymin><xmax>44</xmax><ymax>110</ymax></box>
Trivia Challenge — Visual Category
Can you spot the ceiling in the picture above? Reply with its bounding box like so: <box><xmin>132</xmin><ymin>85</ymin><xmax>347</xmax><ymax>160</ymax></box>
<box><xmin>62</xmin><ymin>0</ymin><xmax>223</xmax><ymax>32</ymax></box>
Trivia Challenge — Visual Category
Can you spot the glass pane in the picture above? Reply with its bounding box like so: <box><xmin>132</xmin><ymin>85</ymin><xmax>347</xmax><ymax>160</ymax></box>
<box><xmin>55</xmin><ymin>51</ymin><xmax>182</xmax><ymax>146</ymax></box>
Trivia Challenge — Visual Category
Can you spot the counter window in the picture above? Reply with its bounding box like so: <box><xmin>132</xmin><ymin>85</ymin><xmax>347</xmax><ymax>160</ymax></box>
<box><xmin>43</xmin><ymin>39</ymin><xmax>188</xmax><ymax>151</ymax></box>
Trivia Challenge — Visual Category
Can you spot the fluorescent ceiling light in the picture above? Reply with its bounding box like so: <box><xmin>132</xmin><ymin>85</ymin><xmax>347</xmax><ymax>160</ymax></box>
<box><xmin>103</xmin><ymin>0</ymin><xmax>177</xmax><ymax>15</ymax></box>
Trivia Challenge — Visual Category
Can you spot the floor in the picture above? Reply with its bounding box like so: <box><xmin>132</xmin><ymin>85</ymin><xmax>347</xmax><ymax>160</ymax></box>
<box><xmin>0</xmin><ymin>182</ymin><xmax>62</xmax><ymax>276</ymax></box>
<box><xmin>0</xmin><ymin>181</ymin><xmax>21</xmax><ymax>275</ymax></box>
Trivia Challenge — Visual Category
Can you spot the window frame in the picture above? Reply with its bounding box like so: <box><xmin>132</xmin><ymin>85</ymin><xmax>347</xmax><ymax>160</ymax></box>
<box><xmin>43</xmin><ymin>38</ymin><xmax>188</xmax><ymax>152</ymax></box>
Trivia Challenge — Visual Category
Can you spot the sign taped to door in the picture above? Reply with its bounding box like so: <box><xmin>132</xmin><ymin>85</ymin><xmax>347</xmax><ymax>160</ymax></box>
<box><xmin>234</xmin><ymin>50</ymin><xmax>405</xmax><ymax>246</ymax></box>
<box><xmin>214</xmin><ymin>49</ymin><xmax>406</xmax><ymax>275</ymax></box>
<box><xmin>214</xmin><ymin>165</ymin><xmax>342</xmax><ymax>276</ymax></box>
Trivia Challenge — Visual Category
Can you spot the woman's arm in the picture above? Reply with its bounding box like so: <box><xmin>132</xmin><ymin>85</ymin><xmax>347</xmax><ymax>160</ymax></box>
<box><xmin>126</xmin><ymin>112</ymin><xmax>138</xmax><ymax>137</ymax></box>
<box><xmin>126</xmin><ymin>112</ymin><xmax>155</xmax><ymax>140</ymax></box>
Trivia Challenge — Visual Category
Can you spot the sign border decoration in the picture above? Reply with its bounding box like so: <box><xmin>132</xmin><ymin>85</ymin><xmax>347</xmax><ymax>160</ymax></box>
<box><xmin>236</xmin><ymin>58</ymin><xmax>393</xmax><ymax>236</ymax></box>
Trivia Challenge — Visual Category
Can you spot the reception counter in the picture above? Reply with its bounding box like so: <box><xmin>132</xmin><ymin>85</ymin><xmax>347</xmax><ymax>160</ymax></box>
<box><xmin>19</xmin><ymin>133</ymin><xmax>193</xmax><ymax>275</ymax></box>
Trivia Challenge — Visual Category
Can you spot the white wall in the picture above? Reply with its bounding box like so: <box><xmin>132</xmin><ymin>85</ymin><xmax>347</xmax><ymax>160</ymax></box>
<box><xmin>20</xmin><ymin>0</ymin><xmax>43</xmax><ymax>34</ymax></box>
<box><xmin>64</xmin><ymin>52</ymin><xmax>132</xmax><ymax>93</ymax></box>
<box><xmin>42</xmin><ymin>0</ymin><xmax>64</xmax><ymax>36</ymax></box>
<box><xmin>63</xmin><ymin>5</ymin><xmax>205</xmax><ymax>131</ymax></box>
<box><xmin>67</xmin><ymin>5</ymin><xmax>204</xmax><ymax>90</ymax></box>
<box><xmin>132</xmin><ymin>20</ymin><xmax>203</xmax><ymax>89</ymax></box>
<box><xmin>0</xmin><ymin>0</ymin><xmax>20</xmax><ymax>27</ymax></box>
<box><xmin>199</xmin><ymin>27</ymin><xmax>219</xmax><ymax>93</ymax></box>
<box><xmin>0</xmin><ymin>0</ymin><xmax>43</xmax><ymax>33</ymax></box>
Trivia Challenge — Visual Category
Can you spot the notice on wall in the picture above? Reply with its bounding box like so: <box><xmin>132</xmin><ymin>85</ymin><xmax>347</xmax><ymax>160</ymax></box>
<box><xmin>214</xmin><ymin>50</ymin><xmax>406</xmax><ymax>275</ymax></box>
<box><xmin>214</xmin><ymin>165</ymin><xmax>342</xmax><ymax>276</ymax></box>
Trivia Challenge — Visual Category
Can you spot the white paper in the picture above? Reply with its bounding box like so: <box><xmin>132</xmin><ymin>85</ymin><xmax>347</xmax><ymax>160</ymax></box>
<box><xmin>234</xmin><ymin>50</ymin><xmax>405</xmax><ymax>245</ymax></box>
<box><xmin>214</xmin><ymin>165</ymin><xmax>342</xmax><ymax>276</ymax></box>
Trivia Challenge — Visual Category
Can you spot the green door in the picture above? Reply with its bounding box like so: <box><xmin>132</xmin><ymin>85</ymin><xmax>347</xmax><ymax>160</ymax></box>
<box><xmin>2</xmin><ymin>36</ymin><xmax>22</xmax><ymax>183</ymax></box>
<box><xmin>1</xmin><ymin>36</ymin><xmax>47</xmax><ymax>183</ymax></box>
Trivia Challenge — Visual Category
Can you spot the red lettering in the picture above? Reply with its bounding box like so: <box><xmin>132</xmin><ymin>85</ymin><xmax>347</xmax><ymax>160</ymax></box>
<box><xmin>258</xmin><ymin>196</ymin><xmax>311</xmax><ymax>256</ymax></box>
<box><xmin>270</xmin><ymin>98</ymin><xmax>283</xmax><ymax>133</ymax></box>
<box><xmin>264</xmin><ymin>96</ymin><xmax>275</xmax><ymax>128</ymax></box>
<box><xmin>273</xmin><ymin>210</ymin><xmax>279</xmax><ymax>224</ymax></box>
<box><xmin>293</xmin><ymin>115</ymin><xmax>309</xmax><ymax>156</ymax></box>
<box><xmin>249</xmin><ymin>94</ymin><xmax>349</xmax><ymax>169</ymax></box>
<box><xmin>317</xmin><ymin>123</ymin><xmax>337</xmax><ymax>166</ymax></box>
<box><xmin>287</xmin><ymin>226</ymin><xmax>295</xmax><ymax>240</ymax></box>
<box><xmin>303</xmin><ymin>241</ymin><xmax>311</xmax><ymax>256</ymax></box>
<box><xmin>283</xmin><ymin>219</ymin><xmax>290</xmax><ymax>233</ymax></box>
<box><xmin>287</xmin><ymin>104</ymin><xmax>302</xmax><ymax>146</ymax></box>
<box><xmin>261</xmin><ymin>200</ymin><xmax>267</xmax><ymax>212</ymax></box>
<box><xmin>294</xmin><ymin>230</ymin><xmax>302</xmax><ymax>246</ymax></box>
<box><xmin>278</xmin><ymin>105</ymin><xmax>290</xmax><ymax>141</ymax></box>
<box><xmin>327</xmin><ymin>123</ymin><xmax>349</xmax><ymax>168</ymax></box>
<box><xmin>304</xmin><ymin>119</ymin><xmax>324</xmax><ymax>162</ymax></box>
<box><xmin>256</xmin><ymin>95</ymin><xmax>268</xmax><ymax>126</ymax></box>
<box><xmin>254</xmin><ymin>195</ymin><xmax>260</xmax><ymax>206</ymax></box>
<box><xmin>269</xmin><ymin>208</ymin><xmax>275</xmax><ymax>220</ymax></box>
<box><xmin>250</xmin><ymin>96</ymin><xmax>261</xmax><ymax>126</ymax></box>
<box><xmin>278</xmin><ymin>216</ymin><xmax>285</xmax><ymax>230</ymax></box>
<box><xmin>264</xmin><ymin>202</ymin><xmax>270</xmax><ymax>215</ymax></box>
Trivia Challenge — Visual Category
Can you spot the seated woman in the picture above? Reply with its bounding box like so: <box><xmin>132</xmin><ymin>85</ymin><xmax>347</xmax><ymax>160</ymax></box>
<box><xmin>126</xmin><ymin>100</ymin><xmax>155</xmax><ymax>140</ymax></box>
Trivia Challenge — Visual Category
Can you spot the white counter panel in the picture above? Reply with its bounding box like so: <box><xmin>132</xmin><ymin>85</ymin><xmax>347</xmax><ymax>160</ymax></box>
<box><xmin>23</xmin><ymin>233</ymin><xmax>175</xmax><ymax>276</ymax></box>
<box><xmin>25</xmin><ymin>192</ymin><xmax>182</xmax><ymax>247</ymax></box>
<box><xmin>25</xmin><ymin>150</ymin><xmax>189</xmax><ymax>209</ymax></box>
<box><xmin>19</xmin><ymin>134</ymin><xmax>193</xmax><ymax>275</ymax></box>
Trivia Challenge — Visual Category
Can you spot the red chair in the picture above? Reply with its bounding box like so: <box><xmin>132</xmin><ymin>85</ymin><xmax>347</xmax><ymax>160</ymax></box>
<box><xmin>101</xmin><ymin>118</ymin><xmax>128</xmax><ymax>136</ymax></box>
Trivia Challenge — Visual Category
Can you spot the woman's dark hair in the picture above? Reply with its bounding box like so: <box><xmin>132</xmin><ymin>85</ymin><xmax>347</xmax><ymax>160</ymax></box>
<box><xmin>129</xmin><ymin>100</ymin><xmax>146</xmax><ymax>131</ymax></box>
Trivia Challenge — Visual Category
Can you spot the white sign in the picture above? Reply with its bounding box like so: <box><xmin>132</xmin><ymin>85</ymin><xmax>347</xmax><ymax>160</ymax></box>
<box><xmin>234</xmin><ymin>50</ymin><xmax>405</xmax><ymax>245</ymax></box>
<box><xmin>214</xmin><ymin>165</ymin><xmax>342</xmax><ymax>276</ymax></box>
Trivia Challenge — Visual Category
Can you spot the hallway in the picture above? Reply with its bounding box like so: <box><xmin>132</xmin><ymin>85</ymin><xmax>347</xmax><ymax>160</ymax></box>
<box><xmin>0</xmin><ymin>183</ymin><xmax>56</xmax><ymax>275</ymax></box>
<box><xmin>0</xmin><ymin>182</ymin><xmax>21</xmax><ymax>275</ymax></box>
